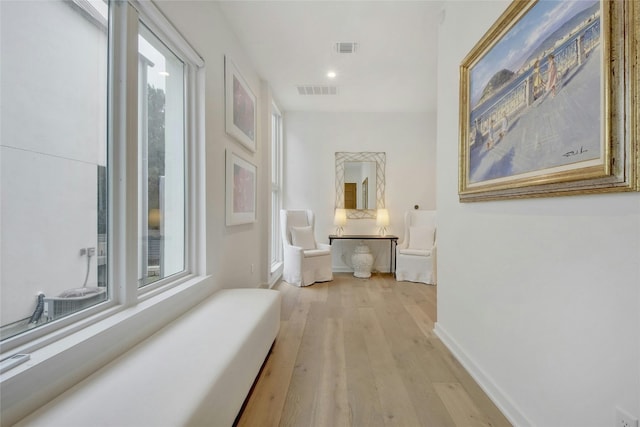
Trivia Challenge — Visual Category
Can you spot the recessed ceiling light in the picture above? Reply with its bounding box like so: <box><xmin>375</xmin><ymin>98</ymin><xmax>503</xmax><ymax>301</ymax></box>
<box><xmin>327</xmin><ymin>71</ymin><xmax>337</xmax><ymax>79</ymax></box>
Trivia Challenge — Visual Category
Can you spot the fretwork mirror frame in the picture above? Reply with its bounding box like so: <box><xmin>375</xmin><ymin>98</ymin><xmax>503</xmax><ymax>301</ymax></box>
<box><xmin>335</xmin><ymin>152</ymin><xmax>386</xmax><ymax>219</ymax></box>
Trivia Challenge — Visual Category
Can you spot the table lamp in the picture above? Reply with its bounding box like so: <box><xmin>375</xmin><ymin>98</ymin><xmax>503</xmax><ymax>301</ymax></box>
<box><xmin>376</xmin><ymin>208</ymin><xmax>389</xmax><ymax>236</ymax></box>
<box><xmin>334</xmin><ymin>208</ymin><xmax>347</xmax><ymax>236</ymax></box>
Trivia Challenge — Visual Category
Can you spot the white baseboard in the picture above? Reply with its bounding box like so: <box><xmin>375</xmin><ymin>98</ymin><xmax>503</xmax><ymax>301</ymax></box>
<box><xmin>434</xmin><ymin>322</ymin><xmax>532</xmax><ymax>427</ymax></box>
<box><xmin>268</xmin><ymin>264</ymin><xmax>283</xmax><ymax>288</ymax></box>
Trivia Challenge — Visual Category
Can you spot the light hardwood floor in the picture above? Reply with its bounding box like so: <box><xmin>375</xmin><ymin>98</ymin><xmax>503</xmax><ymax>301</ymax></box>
<box><xmin>236</xmin><ymin>273</ymin><xmax>512</xmax><ymax>427</ymax></box>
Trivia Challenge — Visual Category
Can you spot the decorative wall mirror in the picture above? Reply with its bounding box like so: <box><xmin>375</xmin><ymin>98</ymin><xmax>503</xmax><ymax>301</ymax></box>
<box><xmin>335</xmin><ymin>152</ymin><xmax>386</xmax><ymax>219</ymax></box>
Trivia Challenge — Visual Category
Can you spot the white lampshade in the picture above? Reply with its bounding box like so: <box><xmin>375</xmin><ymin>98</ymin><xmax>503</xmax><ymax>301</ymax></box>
<box><xmin>376</xmin><ymin>209</ymin><xmax>389</xmax><ymax>236</ymax></box>
<box><xmin>334</xmin><ymin>208</ymin><xmax>347</xmax><ymax>226</ymax></box>
<box><xmin>376</xmin><ymin>209</ymin><xmax>389</xmax><ymax>227</ymax></box>
<box><xmin>334</xmin><ymin>208</ymin><xmax>347</xmax><ymax>236</ymax></box>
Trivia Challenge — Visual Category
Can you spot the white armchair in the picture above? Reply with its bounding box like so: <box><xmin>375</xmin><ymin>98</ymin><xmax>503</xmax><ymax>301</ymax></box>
<box><xmin>280</xmin><ymin>209</ymin><xmax>333</xmax><ymax>287</ymax></box>
<box><xmin>396</xmin><ymin>210</ymin><xmax>437</xmax><ymax>285</ymax></box>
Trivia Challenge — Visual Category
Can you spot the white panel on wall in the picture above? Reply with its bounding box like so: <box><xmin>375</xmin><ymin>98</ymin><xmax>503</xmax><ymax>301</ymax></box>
<box><xmin>1</xmin><ymin>0</ymin><xmax>107</xmax><ymax>166</ymax></box>
<box><xmin>0</xmin><ymin>148</ymin><xmax>98</xmax><ymax>324</ymax></box>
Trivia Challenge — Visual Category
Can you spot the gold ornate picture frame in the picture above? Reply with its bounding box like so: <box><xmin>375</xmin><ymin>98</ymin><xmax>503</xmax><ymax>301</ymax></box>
<box><xmin>459</xmin><ymin>0</ymin><xmax>638</xmax><ymax>202</ymax></box>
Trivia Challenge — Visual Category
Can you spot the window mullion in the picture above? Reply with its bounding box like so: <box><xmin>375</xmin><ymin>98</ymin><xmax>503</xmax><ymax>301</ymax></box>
<box><xmin>187</xmin><ymin>65</ymin><xmax>206</xmax><ymax>276</ymax></box>
<box><xmin>109</xmin><ymin>1</ymin><xmax>139</xmax><ymax>307</ymax></box>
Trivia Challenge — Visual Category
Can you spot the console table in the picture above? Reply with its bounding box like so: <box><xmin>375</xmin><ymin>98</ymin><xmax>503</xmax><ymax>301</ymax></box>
<box><xmin>328</xmin><ymin>234</ymin><xmax>399</xmax><ymax>274</ymax></box>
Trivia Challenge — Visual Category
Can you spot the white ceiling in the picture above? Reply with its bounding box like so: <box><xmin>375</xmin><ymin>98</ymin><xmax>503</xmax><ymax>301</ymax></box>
<box><xmin>217</xmin><ymin>1</ymin><xmax>444</xmax><ymax>113</ymax></box>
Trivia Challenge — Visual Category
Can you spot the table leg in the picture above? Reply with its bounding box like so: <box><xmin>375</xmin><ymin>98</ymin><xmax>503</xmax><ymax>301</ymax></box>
<box><xmin>389</xmin><ymin>240</ymin><xmax>392</xmax><ymax>274</ymax></box>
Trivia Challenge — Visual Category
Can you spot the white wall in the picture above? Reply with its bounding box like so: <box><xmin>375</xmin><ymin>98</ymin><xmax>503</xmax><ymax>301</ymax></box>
<box><xmin>435</xmin><ymin>2</ymin><xmax>640</xmax><ymax>426</ymax></box>
<box><xmin>284</xmin><ymin>111</ymin><xmax>436</xmax><ymax>272</ymax></box>
<box><xmin>155</xmin><ymin>1</ymin><xmax>273</xmax><ymax>288</ymax></box>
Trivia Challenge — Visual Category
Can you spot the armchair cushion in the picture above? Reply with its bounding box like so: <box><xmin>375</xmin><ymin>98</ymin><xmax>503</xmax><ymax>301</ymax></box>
<box><xmin>303</xmin><ymin>248</ymin><xmax>331</xmax><ymax>258</ymax></box>
<box><xmin>398</xmin><ymin>248</ymin><xmax>431</xmax><ymax>257</ymax></box>
<box><xmin>409</xmin><ymin>226</ymin><xmax>435</xmax><ymax>250</ymax></box>
<box><xmin>291</xmin><ymin>226</ymin><xmax>316</xmax><ymax>250</ymax></box>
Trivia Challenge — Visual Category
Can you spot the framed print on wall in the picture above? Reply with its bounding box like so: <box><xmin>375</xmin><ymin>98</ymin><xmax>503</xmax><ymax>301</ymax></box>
<box><xmin>225</xmin><ymin>56</ymin><xmax>257</xmax><ymax>152</ymax></box>
<box><xmin>458</xmin><ymin>0</ymin><xmax>638</xmax><ymax>202</ymax></box>
<box><xmin>226</xmin><ymin>150</ymin><xmax>257</xmax><ymax>226</ymax></box>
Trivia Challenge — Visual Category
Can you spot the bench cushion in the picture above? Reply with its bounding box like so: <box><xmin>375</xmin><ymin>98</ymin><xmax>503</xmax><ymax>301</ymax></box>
<box><xmin>17</xmin><ymin>288</ymin><xmax>280</xmax><ymax>427</ymax></box>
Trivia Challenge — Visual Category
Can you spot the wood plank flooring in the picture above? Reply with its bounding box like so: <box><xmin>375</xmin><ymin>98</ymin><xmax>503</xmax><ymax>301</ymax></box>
<box><xmin>236</xmin><ymin>273</ymin><xmax>511</xmax><ymax>427</ymax></box>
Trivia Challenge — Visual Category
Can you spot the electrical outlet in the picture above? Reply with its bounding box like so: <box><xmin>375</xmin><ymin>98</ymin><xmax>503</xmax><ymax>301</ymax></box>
<box><xmin>617</xmin><ymin>407</ymin><xmax>639</xmax><ymax>427</ymax></box>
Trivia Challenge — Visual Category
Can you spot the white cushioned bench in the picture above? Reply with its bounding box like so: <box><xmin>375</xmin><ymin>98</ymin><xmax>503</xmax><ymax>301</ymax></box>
<box><xmin>16</xmin><ymin>288</ymin><xmax>281</xmax><ymax>427</ymax></box>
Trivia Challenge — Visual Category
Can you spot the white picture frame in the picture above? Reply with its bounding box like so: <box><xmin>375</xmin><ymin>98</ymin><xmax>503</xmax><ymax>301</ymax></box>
<box><xmin>226</xmin><ymin>150</ymin><xmax>257</xmax><ymax>226</ymax></box>
<box><xmin>225</xmin><ymin>56</ymin><xmax>257</xmax><ymax>152</ymax></box>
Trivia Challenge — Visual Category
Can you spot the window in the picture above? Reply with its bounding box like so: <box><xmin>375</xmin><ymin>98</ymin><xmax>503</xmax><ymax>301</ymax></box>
<box><xmin>138</xmin><ymin>23</ymin><xmax>185</xmax><ymax>288</ymax></box>
<box><xmin>0</xmin><ymin>0</ymin><xmax>109</xmax><ymax>340</ymax></box>
<box><xmin>270</xmin><ymin>105</ymin><xmax>283</xmax><ymax>275</ymax></box>
<box><xmin>0</xmin><ymin>0</ymin><xmax>203</xmax><ymax>347</ymax></box>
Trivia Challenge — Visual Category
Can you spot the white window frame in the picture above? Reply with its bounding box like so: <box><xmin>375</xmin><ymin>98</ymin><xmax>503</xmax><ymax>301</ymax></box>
<box><xmin>269</xmin><ymin>103</ymin><xmax>283</xmax><ymax>285</ymax></box>
<box><xmin>109</xmin><ymin>0</ymin><xmax>209</xmax><ymax>298</ymax></box>
<box><xmin>0</xmin><ymin>2</ymin><xmax>209</xmax><ymax>423</ymax></box>
<box><xmin>135</xmin><ymin>6</ymin><xmax>191</xmax><ymax>295</ymax></box>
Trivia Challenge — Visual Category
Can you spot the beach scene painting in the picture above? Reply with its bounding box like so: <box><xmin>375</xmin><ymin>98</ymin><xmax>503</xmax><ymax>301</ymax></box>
<box><xmin>462</xmin><ymin>0</ymin><xmax>604</xmax><ymax>192</ymax></box>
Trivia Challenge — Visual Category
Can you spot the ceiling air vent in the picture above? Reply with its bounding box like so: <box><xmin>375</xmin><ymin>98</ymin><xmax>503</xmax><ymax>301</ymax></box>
<box><xmin>336</xmin><ymin>42</ymin><xmax>358</xmax><ymax>54</ymax></box>
<box><xmin>296</xmin><ymin>85</ymin><xmax>337</xmax><ymax>96</ymax></box>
